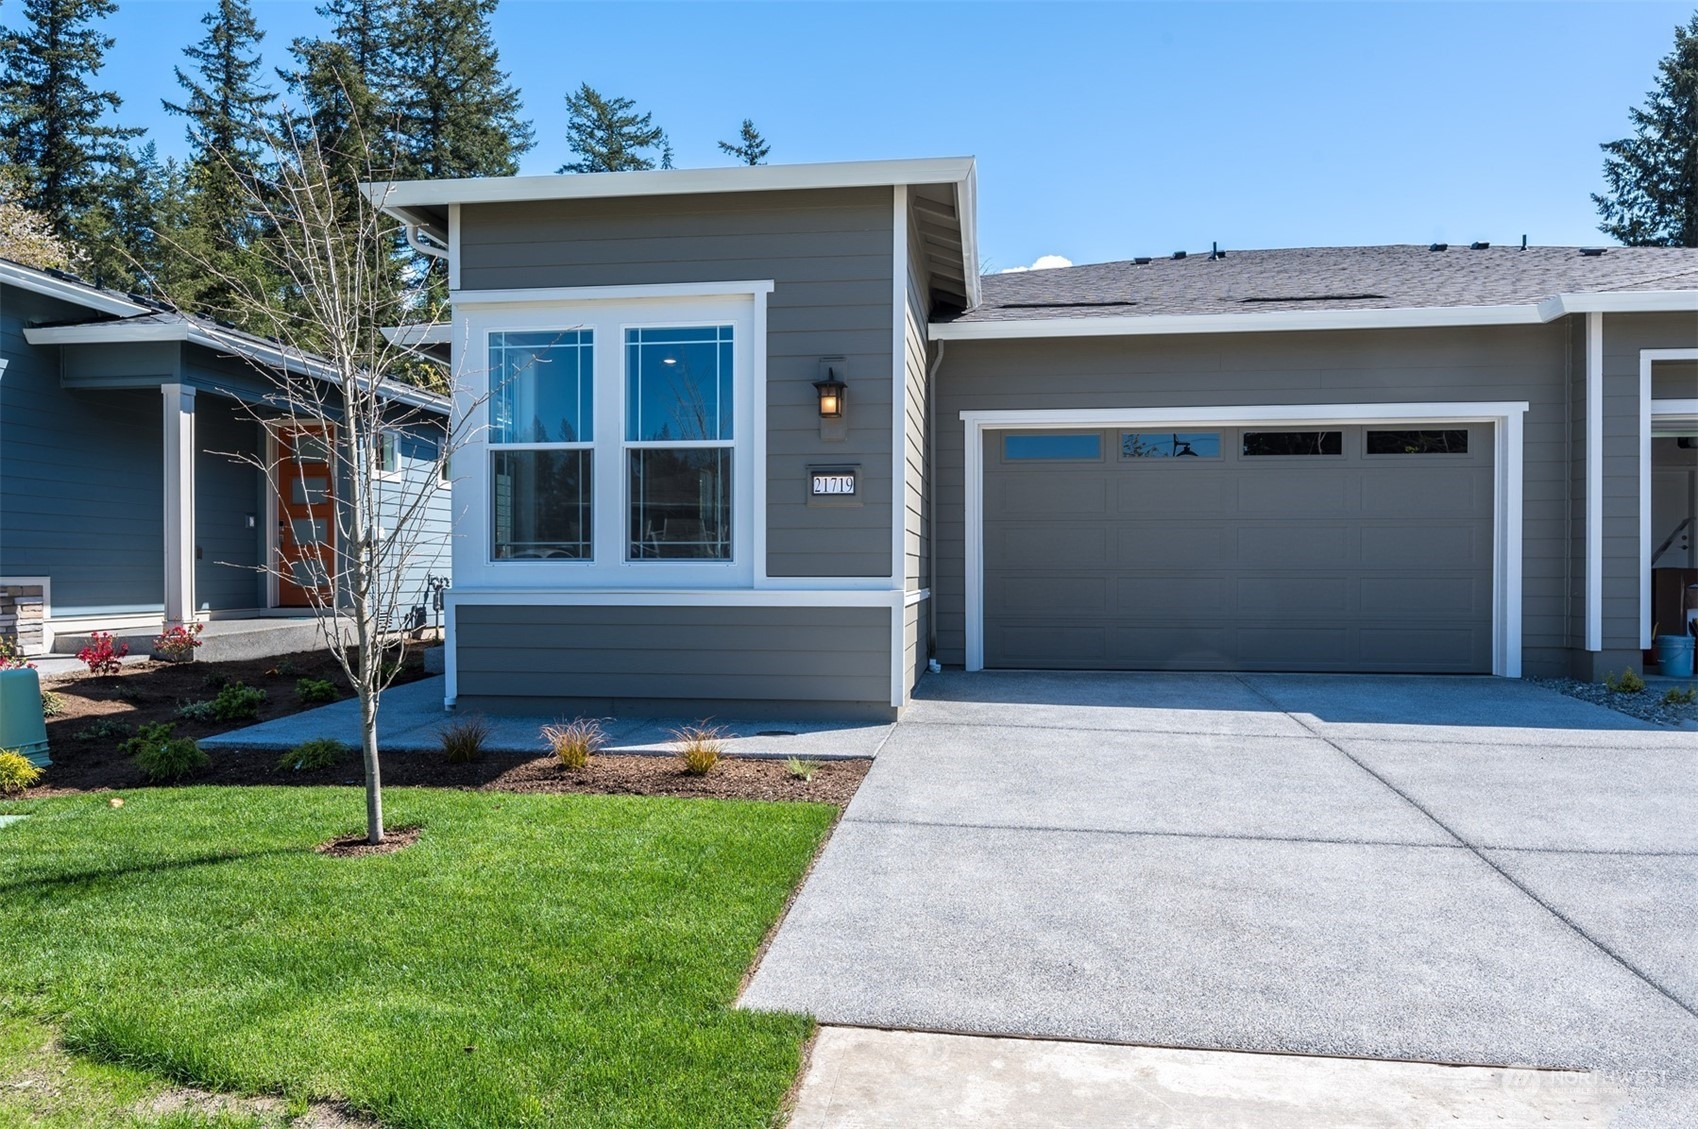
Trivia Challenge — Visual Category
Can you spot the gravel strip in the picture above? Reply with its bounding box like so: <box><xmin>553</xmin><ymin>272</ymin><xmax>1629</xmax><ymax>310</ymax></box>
<box><xmin>1529</xmin><ymin>677</ymin><xmax>1698</xmax><ymax>729</ymax></box>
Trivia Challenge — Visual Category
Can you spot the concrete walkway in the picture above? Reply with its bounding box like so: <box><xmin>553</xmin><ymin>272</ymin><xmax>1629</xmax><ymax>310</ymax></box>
<box><xmin>742</xmin><ymin>672</ymin><xmax>1698</xmax><ymax>1127</ymax></box>
<box><xmin>788</xmin><ymin>1026</ymin><xmax>1623</xmax><ymax>1129</ymax></box>
<box><xmin>199</xmin><ymin>676</ymin><xmax>893</xmax><ymax>760</ymax></box>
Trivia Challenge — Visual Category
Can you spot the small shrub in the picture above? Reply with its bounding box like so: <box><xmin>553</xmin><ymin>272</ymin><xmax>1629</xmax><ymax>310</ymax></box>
<box><xmin>673</xmin><ymin>722</ymin><xmax>728</xmax><ymax>776</ymax></box>
<box><xmin>151</xmin><ymin>622</ymin><xmax>203</xmax><ymax>662</ymax></box>
<box><xmin>784</xmin><ymin>756</ymin><xmax>820</xmax><ymax>783</ymax></box>
<box><xmin>209</xmin><ymin>681</ymin><xmax>266</xmax><ymax>721</ymax></box>
<box><xmin>277</xmin><ymin>738</ymin><xmax>351</xmax><ymax>772</ymax></box>
<box><xmin>73</xmin><ymin>718</ymin><xmax>130</xmax><ymax>741</ymax></box>
<box><xmin>176</xmin><ymin>699</ymin><xmax>218</xmax><ymax>722</ymax></box>
<box><xmin>200</xmin><ymin>670</ymin><xmax>230</xmax><ymax>691</ymax></box>
<box><xmin>268</xmin><ymin>658</ymin><xmax>301</xmax><ymax>677</ymax></box>
<box><xmin>39</xmin><ymin>690</ymin><xmax>66</xmax><ymax>717</ymax></box>
<box><xmin>541</xmin><ymin>718</ymin><xmax>605</xmax><ymax>770</ymax></box>
<box><xmin>295</xmin><ymin>677</ymin><xmax>340</xmax><ymax>704</ymax></box>
<box><xmin>0</xmin><ymin>750</ymin><xmax>42</xmax><ymax>795</ymax></box>
<box><xmin>122</xmin><ymin>722</ymin><xmax>207</xmax><ymax>782</ymax></box>
<box><xmin>440</xmin><ymin>715</ymin><xmax>490</xmax><ymax>764</ymax></box>
<box><xmin>1604</xmin><ymin>668</ymin><xmax>1647</xmax><ymax>694</ymax></box>
<box><xmin>1663</xmin><ymin>686</ymin><xmax>1698</xmax><ymax>706</ymax></box>
<box><xmin>76</xmin><ymin>631</ymin><xmax>128</xmax><ymax>674</ymax></box>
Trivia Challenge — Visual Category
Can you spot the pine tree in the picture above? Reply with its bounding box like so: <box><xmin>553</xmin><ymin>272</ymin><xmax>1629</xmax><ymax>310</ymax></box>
<box><xmin>79</xmin><ymin>142</ymin><xmax>183</xmax><ymax>291</ymax></box>
<box><xmin>384</xmin><ymin>0</ymin><xmax>532</xmax><ymax>180</ymax></box>
<box><xmin>163</xmin><ymin>0</ymin><xmax>275</xmax><ymax>321</ymax></box>
<box><xmin>1595</xmin><ymin>13</ymin><xmax>1698</xmax><ymax>246</ymax></box>
<box><xmin>560</xmin><ymin>84</ymin><xmax>664</xmax><ymax>173</ymax></box>
<box><xmin>282</xmin><ymin>0</ymin><xmax>395</xmax><ymax>180</ymax></box>
<box><xmin>0</xmin><ymin>0</ymin><xmax>141</xmax><ymax>239</ymax></box>
<box><xmin>717</xmin><ymin>118</ymin><xmax>769</xmax><ymax>166</ymax></box>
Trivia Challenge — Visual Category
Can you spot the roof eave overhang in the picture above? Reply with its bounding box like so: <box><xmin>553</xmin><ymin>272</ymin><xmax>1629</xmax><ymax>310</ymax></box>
<box><xmin>25</xmin><ymin>322</ymin><xmax>191</xmax><ymax>345</ymax></box>
<box><xmin>928</xmin><ymin>291</ymin><xmax>1698</xmax><ymax>341</ymax></box>
<box><xmin>0</xmin><ymin>260</ymin><xmax>146</xmax><ymax>318</ymax></box>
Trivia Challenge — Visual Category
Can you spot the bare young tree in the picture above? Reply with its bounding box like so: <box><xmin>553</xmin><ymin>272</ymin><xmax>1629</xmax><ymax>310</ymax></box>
<box><xmin>172</xmin><ymin>106</ymin><xmax>479</xmax><ymax>844</ymax></box>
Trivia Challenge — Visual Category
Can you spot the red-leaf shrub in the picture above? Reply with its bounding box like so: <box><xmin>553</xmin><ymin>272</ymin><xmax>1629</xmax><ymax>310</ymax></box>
<box><xmin>77</xmin><ymin>631</ymin><xmax>129</xmax><ymax>675</ymax></box>
<box><xmin>152</xmin><ymin>622</ymin><xmax>204</xmax><ymax>662</ymax></box>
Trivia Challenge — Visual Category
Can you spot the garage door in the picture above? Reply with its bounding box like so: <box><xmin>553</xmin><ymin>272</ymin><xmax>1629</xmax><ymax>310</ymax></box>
<box><xmin>982</xmin><ymin>424</ymin><xmax>1494</xmax><ymax>672</ymax></box>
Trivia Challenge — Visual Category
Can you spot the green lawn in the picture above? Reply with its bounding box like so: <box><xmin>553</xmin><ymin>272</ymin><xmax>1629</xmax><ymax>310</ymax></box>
<box><xmin>0</xmin><ymin>788</ymin><xmax>836</xmax><ymax>1128</ymax></box>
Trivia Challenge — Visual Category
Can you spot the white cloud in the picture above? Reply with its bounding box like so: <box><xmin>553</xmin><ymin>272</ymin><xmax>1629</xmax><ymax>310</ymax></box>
<box><xmin>998</xmin><ymin>254</ymin><xmax>1073</xmax><ymax>274</ymax></box>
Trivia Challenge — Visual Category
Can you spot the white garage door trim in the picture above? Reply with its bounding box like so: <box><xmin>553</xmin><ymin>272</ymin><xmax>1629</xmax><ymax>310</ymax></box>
<box><xmin>961</xmin><ymin>401</ymin><xmax>1531</xmax><ymax>677</ymax></box>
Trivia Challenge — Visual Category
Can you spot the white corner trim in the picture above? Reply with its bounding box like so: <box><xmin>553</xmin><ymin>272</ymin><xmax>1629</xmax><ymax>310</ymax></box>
<box><xmin>451</xmin><ymin>280</ymin><xmax>776</xmax><ymax>307</ymax></box>
<box><xmin>447</xmin><ymin>202</ymin><xmax>462</xmax><ymax>293</ymax></box>
<box><xmin>364</xmin><ymin>157</ymin><xmax>977</xmax><ymax>211</ymax></box>
<box><xmin>444</xmin><ymin>598</ymin><xmax>458</xmax><ymax>707</ymax></box>
<box><xmin>1585</xmin><ymin>313</ymin><xmax>1604</xmax><ymax>652</ymax></box>
<box><xmin>162</xmin><ymin>384</ymin><xmax>197</xmax><ymax>628</ymax></box>
<box><xmin>960</xmin><ymin>401</ymin><xmax>1530</xmax><ymax>678</ymax></box>
<box><xmin>891</xmin><ymin>185</ymin><xmax>909</xmax><ymax>594</ymax></box>
<box><xmin>928</xmin><ymin>290</ymin><xmax>1698</xmax><ymax>342</ymax></box>
<box><xmin>1640</xmin><ymin>351</ymin><xmax>1698</xmax><ymax>648</ymax></box>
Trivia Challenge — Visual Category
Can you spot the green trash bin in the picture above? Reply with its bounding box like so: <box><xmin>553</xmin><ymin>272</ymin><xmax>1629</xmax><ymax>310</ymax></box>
<box><xmin>0</xmin><ymin>667</ymin><xmax>50</xmax><ymax>766</ymax></box>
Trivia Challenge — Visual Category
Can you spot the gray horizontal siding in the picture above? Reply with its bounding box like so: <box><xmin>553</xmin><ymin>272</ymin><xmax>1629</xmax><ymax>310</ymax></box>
<box><xmin>455</xmin><ymin>603</ymin><xmax>890</xmax><ymax>705</ymax></box>
<box><xmin>933</xmin><ymin>323</ymin><xmax>1580</xmax><ymax>677</ymax></box>
<box><xmin>459</xmin><ymin>187</ymin><xmax>896</xmax><ymax>579</ymax></box>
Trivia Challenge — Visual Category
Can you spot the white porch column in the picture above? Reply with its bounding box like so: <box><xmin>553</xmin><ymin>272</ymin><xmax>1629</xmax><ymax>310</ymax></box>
<box><xmin>162</xmin><ymin>383</ymin><xmax>196</xmax><ymax>627</ymax></box>
<box><xmin>1585</xmin><ymin>312</ymin><xmax>1603</xmax><ymax>652</ymax></box>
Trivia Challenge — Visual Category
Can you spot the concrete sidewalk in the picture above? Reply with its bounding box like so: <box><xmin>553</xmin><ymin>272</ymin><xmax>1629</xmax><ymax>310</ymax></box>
<box><xmin>198</xmin><ymin>676</ymin><xmax>893</xmax><ymax>760</ymax></box>
<box><xmin>787</xmin><ymin>1026</ymin><xmax>1623</xmax><ymax>1129</ymax></box>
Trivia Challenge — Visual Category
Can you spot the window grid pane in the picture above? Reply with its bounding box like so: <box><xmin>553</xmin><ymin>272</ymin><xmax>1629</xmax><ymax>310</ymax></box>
<box><xmin>1365</xmin><ymin>429</ymin><xmax>1469</xmax><ymax>455</ymax></box>
<box><xmin>1241</xmin><ymin>430</ymin><xmax>1344</xmax><ymax>457</ymax></box>
<box><xmin>490</xmin><ymin>330</ymin><xmax>593</xmax><ymax>445</ymax></box>
<box><xmin>625</xmin><ymin>326</ymin><xmax>734</xmax><ymax>442</ymax></box>
<box><xmin>1121</xmin><ymin>432</ymin><xmax>1221</xmax><ymax>459</ymax></box>
<box><xmin>1003</xmin><ymin>433</ymin><xmax>1102</xmax><ymax>460</ymax></box>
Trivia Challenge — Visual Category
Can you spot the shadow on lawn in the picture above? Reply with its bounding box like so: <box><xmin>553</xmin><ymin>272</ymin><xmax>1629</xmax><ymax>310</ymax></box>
<box><xmin>0</xmin><ymin>846</ymin><xmax>307</xmax><ymax>898</ymax></box>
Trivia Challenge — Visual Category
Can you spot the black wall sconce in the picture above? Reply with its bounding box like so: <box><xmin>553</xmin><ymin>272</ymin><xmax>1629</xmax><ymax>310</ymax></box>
<box><xmin>814</xmin><ymin>369</ymin><xmax>846</xmax><ymax>419</ymax></box>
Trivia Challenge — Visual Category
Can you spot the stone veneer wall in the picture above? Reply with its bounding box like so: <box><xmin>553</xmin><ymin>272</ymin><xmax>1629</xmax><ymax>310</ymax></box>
<box><xmin>0</xmin><ymin>583</ymin><xmax>46</xmax><ymax>656</ymax></box>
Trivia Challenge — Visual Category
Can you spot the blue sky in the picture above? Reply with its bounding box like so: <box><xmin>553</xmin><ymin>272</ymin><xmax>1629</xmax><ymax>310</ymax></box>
<box><xmin>78</xmin><ymin>1</ymin><xmax>1698</xmax><ymax>268</ymax></box>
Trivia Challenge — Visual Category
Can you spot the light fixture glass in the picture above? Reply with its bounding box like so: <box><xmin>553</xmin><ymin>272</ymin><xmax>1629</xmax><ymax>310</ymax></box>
<box><xmin>813</xmin><ymin>371</ymin><xmax>846</xmax><ymax>419</ymax></box>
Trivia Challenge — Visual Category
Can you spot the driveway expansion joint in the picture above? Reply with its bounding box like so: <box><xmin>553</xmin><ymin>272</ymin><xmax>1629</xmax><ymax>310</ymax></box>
<box><xmin>842</xmin><ymin>815</ymin><xmax>1474</xmax><ymax>852</ymax></box>
<box><xmin>1231</xmin><ymin>673</ymin><xmax>1698</xmax><ymax>1024</ymax></box>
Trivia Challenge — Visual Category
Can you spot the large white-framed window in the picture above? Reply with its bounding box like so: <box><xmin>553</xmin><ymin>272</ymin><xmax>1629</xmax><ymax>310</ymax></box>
<box><xmin>453</xmin><ymin>289</ymin><xmax>761</xmax><ymax>589</ymax></box>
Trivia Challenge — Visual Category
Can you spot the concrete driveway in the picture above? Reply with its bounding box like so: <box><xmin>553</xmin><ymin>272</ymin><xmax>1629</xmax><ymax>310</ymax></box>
<box><xmin>741</xmin><ymin>672</ymin><xmax>1698</xmax><ymax>1126</ymax></box>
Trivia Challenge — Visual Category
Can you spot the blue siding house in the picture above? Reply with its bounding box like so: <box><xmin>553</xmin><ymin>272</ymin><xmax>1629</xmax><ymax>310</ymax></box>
<box><xmin>0</xmin><ymin>257</ymin><xmax>452</xmax><ymax>659</ymax></box>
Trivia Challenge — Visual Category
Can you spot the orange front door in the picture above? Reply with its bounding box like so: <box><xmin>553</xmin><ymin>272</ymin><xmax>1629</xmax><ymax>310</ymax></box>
<box><xmin>275</xmin><ymin>428</ymin><xmax>336</xmax><ymax>607</ymax></box>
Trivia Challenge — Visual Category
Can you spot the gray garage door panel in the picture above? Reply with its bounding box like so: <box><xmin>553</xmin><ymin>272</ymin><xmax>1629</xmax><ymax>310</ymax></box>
<box><xmin>983</xmin><ymin>425</ymin><xmax>1494</xmax><ymax>673</ymax></box>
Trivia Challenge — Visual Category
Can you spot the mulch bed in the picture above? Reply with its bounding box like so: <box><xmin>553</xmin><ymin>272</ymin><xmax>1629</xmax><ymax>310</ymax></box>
<box><xmin>26</xmin><ymin>649</ymin><xmax>870</xmax><ymax>806</ymax></box>
<box><xmin>30</xmin><ymin>647</ymin><xmax>429</xmax><ymax>793</ymax></box>
<box><xmin>230</xmin><ymin>746</ymin><xmax>868</xmax><ymax>805</ymax></box>
<box><xmin>317</xmin><ymin>825</ymin><xmax>423</xmax><ymax>858</ymax></box>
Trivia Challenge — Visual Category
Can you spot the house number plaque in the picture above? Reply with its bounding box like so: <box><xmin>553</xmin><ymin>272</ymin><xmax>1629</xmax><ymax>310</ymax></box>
<box><xmin>807</xmin><ymin>465</ymin><xmax>860</xmax><ymax>506</ymax></box>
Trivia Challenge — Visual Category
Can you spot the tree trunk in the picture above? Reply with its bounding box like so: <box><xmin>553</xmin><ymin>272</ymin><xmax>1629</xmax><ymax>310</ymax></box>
<box><xmin>362</xmin><ymin>688</ymin><xmax>383</xmax><ymax>843</ymax></box>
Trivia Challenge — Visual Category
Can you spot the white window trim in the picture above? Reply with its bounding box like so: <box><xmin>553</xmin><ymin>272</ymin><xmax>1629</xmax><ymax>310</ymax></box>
<box><xmin>455</xmin><ymin>289</ymin><xmax>763</xmax><ymax>590</ymax></box>
<box><xmin>1641</xmin><ymin>349</ymin><xmax>1698</xmax><ymax>649</ymax></box>
<box><xmin>959</xmin><ymin>402</ymin><xmax>1530</xmax><ymax>678</ymax></box>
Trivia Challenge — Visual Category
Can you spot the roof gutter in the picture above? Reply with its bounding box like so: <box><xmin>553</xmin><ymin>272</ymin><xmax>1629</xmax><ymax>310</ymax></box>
<box><xmin>928</xmin><ymin>290</ymin><xmax>1698</xmax><ymax>341</ymax></box>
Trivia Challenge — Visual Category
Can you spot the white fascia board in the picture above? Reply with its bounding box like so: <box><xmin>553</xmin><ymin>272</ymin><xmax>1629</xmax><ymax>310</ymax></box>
<box><xmin>1555</xmin><ymin>290</ymin><xmax>1698</xmax><ymax>314</ymax></box>
<box><xmin>364</xmin><ymin>157</ymin><xmax>977</xmax><ymax>212</ymax></box>
<box><xmin>0</xmin><ymin>261</ymin><xmax>145</xmax><ymax>317</ymax></box>
<box><xmin>451</xmin><ymin>280</ymin><xmax>776</xmax><ymax>307</ymax></box>
<box><xmin>381</xmin><ymin>323</ymin><xmax>453</xmax><ymax>346</ymax></box>
<box><xmin>959</xmin><ymin>401</ymin><xmax>1531</xmax><ymax>428</ymax></box>
<box><xmin>957</xmin><ymin>166</ymin><xmax>982</xmax><ymax>309</ymax></box>
<box><xmin>929</xmin><ymin>303</ymin><xmax>1550</xmax><ymax>341</ymax></box>
<box><xmin>25</xmin><ymin>322</ymin><xmax>190</xmax><ymax>345</ymax></box>
<box><xmin>929</xmin><ymin>290</ymin><xmax>1698</xmax><ymax>342</ymax></box>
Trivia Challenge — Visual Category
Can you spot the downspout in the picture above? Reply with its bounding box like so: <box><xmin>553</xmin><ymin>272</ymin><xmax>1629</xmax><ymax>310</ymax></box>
<box><xmin>405</xmin><ymin>224</ymin><xmax>449</xmax><ymax>261</ymax></box>
<box><xmin>925</xmin><ymin>339</ymin><xmax>946</xmax><ymax>665</ymax></box>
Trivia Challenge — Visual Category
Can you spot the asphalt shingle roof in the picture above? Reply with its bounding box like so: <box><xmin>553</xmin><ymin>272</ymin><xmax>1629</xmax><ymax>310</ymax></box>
<box><xmin>946</xmin><ymin>245</ymin><xmax>1698</xmax><ymax>323</ymax></box>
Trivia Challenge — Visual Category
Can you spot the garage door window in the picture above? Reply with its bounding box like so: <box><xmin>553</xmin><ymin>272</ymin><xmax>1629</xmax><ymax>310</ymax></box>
<box><xmin>1122</xmin><ymin>432</ymin><xmax>1221</xmax><ymax>459</ymax></box>
<box><xmin>1003</xmin><ymin>433</ymin><xmax>1102</xmax><ymax>460</ymax></box>
<box><xmin>1365</xmin><ymin>429</ymin><xmax>1469</xmax><ymax>455</ymax></box>
<box><xmin>1242</xmin><ymin>430</ymin><xmax>1343</xmax><ymax>456</ymax></box>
